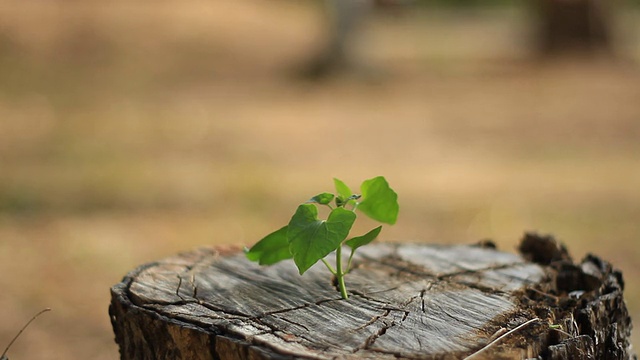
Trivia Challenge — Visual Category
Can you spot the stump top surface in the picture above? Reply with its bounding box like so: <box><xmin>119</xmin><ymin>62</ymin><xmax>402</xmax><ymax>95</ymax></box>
<box><xmin>122</xmin><ymin>242</ymin><xmax>548</xmax><ymax>359</ymax></box>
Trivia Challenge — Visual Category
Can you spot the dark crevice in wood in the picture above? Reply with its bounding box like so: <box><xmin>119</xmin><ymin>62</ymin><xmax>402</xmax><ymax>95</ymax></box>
<box><xmin>175</xmin><ymin>274</ymin><xmax>189</xmax><ymax>303</ymax></box>
<box><xmin>191</xmin><ymin>274</ymin><xmax>198</xmax><ymax>299</ymax></box>
<box><xmin>351</xmin><ymin>309</ymin><xmax>391</xmax><ymax>332</ymax></box>
<box><xmin>451</xmin><ymin>280</ymin><xmax>508</xmax><ymax>296</ymax></box>
<box><xmin>419</xmin><ymin>289</ymin><xmax>427</xmax><ymax>313</ymax></box>
<box><xmin>401</xmin><ymin>310</ymin><xmax>410</xmax><ymax>323</ymax></box>
<box><xmin>360</xmin><ymin>311</ymin><xmax>396</xmax><ymax>351</ymax></box>
<box><xmin>249</xmin><ymin>317</ymin><xmax>322</xmax><ymax>348</ymax></box>
<box><xmin>272</xmin><ymin>315</ymin><xmax>311</xmax><ymax>332</ymax></box>
<box><xmin>256</xmin><ymin>303</ymin><xmax>313</xmax><ymax>318</ymax></box>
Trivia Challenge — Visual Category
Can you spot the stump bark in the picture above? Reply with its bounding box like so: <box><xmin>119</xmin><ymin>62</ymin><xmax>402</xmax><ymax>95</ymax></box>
<box><xmin>110</xmin><ymin>233</ymin><xmax>634</xmax><ymax>360</ymax></box>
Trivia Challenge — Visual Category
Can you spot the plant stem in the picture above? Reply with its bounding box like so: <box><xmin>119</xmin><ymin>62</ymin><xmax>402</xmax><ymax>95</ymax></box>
<box><xmin>346</xmin><ymin>248</ymin><xmax>356</xmax><ymax>274</ymax></box>
<box><xmin>335</xmin><ymin>246</ymin><xmax>349</xmax><ymax>299</ymax></box>
<box><xmin>321</xmin><ymin>259</ymin><xmax>337</xmax><ymax>275</ymax></box>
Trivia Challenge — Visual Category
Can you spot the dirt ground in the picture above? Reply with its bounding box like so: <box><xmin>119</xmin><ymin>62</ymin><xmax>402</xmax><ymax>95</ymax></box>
<box><xmin>0</xmin><ymin>1</ymin><xmax>639</xmax><ymax>359</ymax></box>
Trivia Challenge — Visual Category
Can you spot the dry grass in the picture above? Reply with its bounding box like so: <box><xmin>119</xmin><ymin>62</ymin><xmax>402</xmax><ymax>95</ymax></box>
<box><xmin>0</xmin><ymin>1</ymin><xmax>639</xmax><ymax>358</ymax></box>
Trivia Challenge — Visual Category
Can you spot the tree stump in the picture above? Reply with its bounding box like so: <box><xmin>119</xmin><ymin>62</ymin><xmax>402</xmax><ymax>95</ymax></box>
<box><xmin>109</xmin><ymin>233</ymin><xmax>634</xmax><ymax>360</ymax></box>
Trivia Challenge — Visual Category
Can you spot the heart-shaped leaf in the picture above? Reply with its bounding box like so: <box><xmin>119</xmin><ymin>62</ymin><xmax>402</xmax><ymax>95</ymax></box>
<box><xmin>288</xmin><ymin>204</ymin><xmax>356</xmax><ymax>274</ymax></box>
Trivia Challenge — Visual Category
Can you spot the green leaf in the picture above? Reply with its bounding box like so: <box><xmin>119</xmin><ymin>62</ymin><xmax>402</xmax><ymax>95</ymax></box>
<box><xmin>308</xmin><ymin>192</ymin><xmax>335</xmax><ymax>205</ymax></box>
<box><xmin>358</xmin><ymin>176</ymin><xmax>399</xmax><ymax>225</ymax></box>
<box><xmin>334</xmin><ymin>178</ymin><xmax>352</xmax><ymax>199</ymax></box>
<box><xmin>245</xmin><ymin>226</ymin><xmax>292</xmax><ymax>265</ymax></box>
<box><xmin>288</xmin><ymin>204</ymin><xmax>356</xmax><ymax>274</ymax></box>
<box><xmin>334</xmin><ymin>178</ymin><xmax>358</xmax><ymax>207</ymax></box>
<box><xmin>345</xmin><ymin>226</ymin><xmax>382</xmax><ymax>250</ymax></box>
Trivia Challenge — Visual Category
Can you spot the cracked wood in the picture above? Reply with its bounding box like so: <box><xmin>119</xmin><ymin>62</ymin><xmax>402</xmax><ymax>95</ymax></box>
<box><xmin>110</xmin><ymin>235</ymin><xmax>635</xmax><ymax>360</ymax></box>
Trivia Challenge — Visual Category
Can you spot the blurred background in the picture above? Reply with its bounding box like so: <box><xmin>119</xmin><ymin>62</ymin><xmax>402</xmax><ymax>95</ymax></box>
<box><xmin>0</xmin><ymin>0</ymin><xmax>639</xmax><ymax>358</ymax></box>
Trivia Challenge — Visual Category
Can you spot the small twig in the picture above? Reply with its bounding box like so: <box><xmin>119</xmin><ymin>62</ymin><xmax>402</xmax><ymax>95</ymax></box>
<box><xmin>463</xmin><ymin>318</ymin><xmax>540</xmax><ymax>360</ymax></box>
<box><xmin>487</xmin><ymin>327</ymin><xmax>507</xmax><ymax>342</ymax></box>
<box><xmin>2</xmin><ymin>308</ymin><xmax>51</xmax><ymax>359</ymax></box>
<box><xmin>549</xmin><ymin>324</ymin><xmax>575</xmax><ymax>339</ymax></box>
<box><xmin>527</xmin><ymin>287</ymin><xmax>559</xmax><ymax>301</ymax></box>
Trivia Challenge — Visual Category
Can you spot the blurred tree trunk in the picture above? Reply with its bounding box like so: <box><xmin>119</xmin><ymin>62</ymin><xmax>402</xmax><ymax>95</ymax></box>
<box><xmin>301</xmin><ymin>0</ymin><xmax>371</xmax><ymax>79</ymax></box>
<box><xmin>537</xmin><ymin>0</ymin><xmax>614</xmax><ymax>55</ymax></box>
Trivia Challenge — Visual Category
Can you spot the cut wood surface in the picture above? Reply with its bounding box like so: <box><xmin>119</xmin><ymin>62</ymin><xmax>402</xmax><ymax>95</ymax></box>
<box><xmin>110</xmin><ymin>234</ymin><xmax>635</xmax><ymax>360</ymax></box>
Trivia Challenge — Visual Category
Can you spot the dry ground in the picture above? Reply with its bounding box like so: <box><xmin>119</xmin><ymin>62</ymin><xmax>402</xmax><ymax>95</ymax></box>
<box><xmin>0</xmin><ymin>1</ymin><xmax>639</xmax><ymax>358</ymax></box>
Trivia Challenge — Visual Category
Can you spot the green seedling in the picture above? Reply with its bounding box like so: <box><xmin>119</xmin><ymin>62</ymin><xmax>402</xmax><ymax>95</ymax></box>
<box><xmin>245</xmin><ymin>176</ymin><xmax>399</xmax><ymax>299</ymax></box>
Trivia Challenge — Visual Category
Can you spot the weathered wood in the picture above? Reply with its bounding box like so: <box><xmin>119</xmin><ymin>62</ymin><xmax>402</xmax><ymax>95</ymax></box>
<box><xmin>110</xmin><ymin>234</ymin><xmax>634</xmax><ymax>359</ymax></box>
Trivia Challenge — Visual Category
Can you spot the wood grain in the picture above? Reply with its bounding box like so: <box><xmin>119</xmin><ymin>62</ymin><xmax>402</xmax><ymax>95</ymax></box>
<box><xmin>110</xmin><ymin>234</ymin><xmax>634</xmax><ymax>359</ymax></box>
